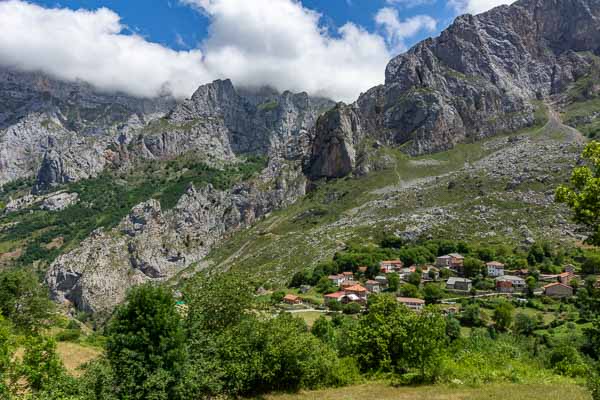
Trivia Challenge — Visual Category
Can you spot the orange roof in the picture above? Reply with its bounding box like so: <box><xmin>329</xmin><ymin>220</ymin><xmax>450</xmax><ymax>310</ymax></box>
<box><xmin>345</xmin><ymin>284</ymin><xmax>367</xmax><ymax>292</ymax></box>
<box><xmin>558</xmin><ymin>272</ymin><xmax>573</xmax><ymax>277</ymax></box>
<box><xmin>358</xmin><ymin>266</ymin><xmax>368</xmax><ymax>272</ymax></box>
<box><xmin>325</xmin><ymin>291</ymin><xmax>346</xmax><ymax>299</ymax></box>
<box><xmin>544</xmin><ymin>282</ymin><xmax>572</xmax><ymax>289</ymax></box>
<box><xmin>283</xmin><ymin>294</ymin><xmax>299</xmax><ymax>301</ymax></box>
<box><xmin>342</xmin><ymin>271</ymin><xmax>354</xmax><ymax>276</ymax></box>
<box><xmin>397</xmin><ymin>297</ymin><xmax>425</xmax><ymax>304</ymax></box>
<box><xmin>381</xmin><ymin>260</ymin><xmax>403</xmax><ymax>265</ymax></box>
<box><xmin>486</xmin><ymin>261</ymin><xmax>505</xmax><ymax>267</ymax></box>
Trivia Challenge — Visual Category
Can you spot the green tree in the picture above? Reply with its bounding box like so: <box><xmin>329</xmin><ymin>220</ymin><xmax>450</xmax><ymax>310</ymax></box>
<box><xmin>404</xmin><ymin>308</ymin><xmax>447</xmax><ymax>380</ymax></box>
<box><xmin>106</xmin><ymin>284</ymin><xmax>187</xmax><ymax>400</ymax></box>
<box><xmin>0</xmin><ymin>269</ymin><xmax>53</xmax><ymax>332</ymax></box>
<box><xmin>19</xmin><ymin>335</ymin><xmax>66</xmax><ymax>393</ymax></box>
<box><xmin>315</xmin><ymin>276</ymin><xmax>337</xmax><ymax>294</ymax></box>
<box><xmin>407</xmin><ymin>272</ymin><xmax>421</xmax><ymax>287</ymax></box>
<box><xmin>445</xmin><ymin>315</ymin><xmax>461</xmax><ymax>341</ymax></box>
<box><xmin>311</xmin><ymin>316</ymin><xmax>336</xmax><ymax>345</ymax></box>
<box><xmin>514</xmin><ymin>312</ymin><xmax>537</xmax><ymax>336</ymax></box>
<box><xmin>0</xmin><ymin>315</ymin><xmax>14</xmax><ymax>398</ymax></box>
<box><xmin>423</xmin><ymin>284</ymin><xmax>444</xmax><ymax>305</ymax></box>
<box><xmin>399</xmin><ymin>283</ymin><xmax>420</xmax><ymax>298</ymax></box>
<box><xmin>185</xmin><ymin>273</ymin><xmax>254</xmax><ymax>332</ymax></box>
<box><xmin>387</xmin><ymin>273</ymin><xmax>400</xmax><ymax>292</ymax></box>
<box><xmin>78</xmin><ymin>358</ymin><xmax>117</xmax><ymax>400</ymax></box>
<box><xmin>556</xmin><ymin>141</ymin><xmax>600</xmax><ymax>245</ymax></box>
<box><xmin>492</xmin><ymin>302</ymin><xmax>514</xmax><ymax>332</ymax></box>
<box><xmin>352</xmin><ymin>294</ymin><xmax>410</xmax><ymax>372</ymax></box>
<box><xmin>271</xmin><ymin>291</ymin><xmax>286</xmax><ymax>304</ymax></box>
<box><xmin>583</xmin><ymin>254</ymin><xmax>600</xmax><ymax>275</ymax></box>
<box><xmin>343</xmin><ymin>302</ymin><xmax>361</xmax><ymax>315</ymax></box>
<box><xmin>461</xmin><ymin>304</ymin><xmax>485</xmax><ymax>327</ymax></box>
<box><xmin>463</xmin><ymin>258</ymin><xmax>484</xmax><ymax>278</ymax></box>
<box><xmin>526</xmin><ymin>276</ymin><xmax>537</xmax><ymax>297</ymax></box>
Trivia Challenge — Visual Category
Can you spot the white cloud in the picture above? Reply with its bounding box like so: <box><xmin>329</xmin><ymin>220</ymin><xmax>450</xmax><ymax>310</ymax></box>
<box><xmin>449</xmin><ymin>0</ymin><xmax>515</xmax><ymax>15</ymax></box>
<box><xmin>0</xmin><ymin>0</ymin><xmax>437</xmax><ymax>102</ymax></box>
<box><xmin>0</xmin><ymin>0</ymin><xmax>212</xmax><ymax>98</ymax></box>
<box><xmin>375</xmin><ymin>8</ymin><xmax>437</xmax><ymax>53</ymax></box>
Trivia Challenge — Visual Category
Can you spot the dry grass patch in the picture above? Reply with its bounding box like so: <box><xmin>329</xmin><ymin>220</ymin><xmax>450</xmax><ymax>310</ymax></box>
<box><xmin>56</xmin><ymin>342</ymin><xmax>102</xmax><ymax>376</ymax></box>
<box><xmin>261</xmin><ymin>382</ymin><xmax>591</xmax><ymax>400</ymax></box>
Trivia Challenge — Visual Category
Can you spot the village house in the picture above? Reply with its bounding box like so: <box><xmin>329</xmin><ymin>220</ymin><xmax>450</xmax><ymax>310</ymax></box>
<box><xmin>341</xmin><ymin>280</ymin><xmax>356</xmax><ymax>290</ymax></box>
<box><xmin>399</xmin><ymin>266</ymin><xmax>417</xmax><ymax>281</ymax></box>
<box><xmin>324</xmin><ymin>291</ymin><xmax>346</xmax><ymax>305</ymax></box>
<box><xmin>495</xmin><ymin>275</ymin><xmax>526</xmax><ymax>291</ymax></box>
<box><xmin>486</xmin><ymin>261</ymin><xmax>505</xmax><ymax>277</ymax></box>
<box><xmin>421</xmin><ymin>265</ymin><xmax>439</xmax><ymax>281</ymax></box>
<box><xmin>558</xmin><ymin>271</ymin><xmax>574</xmax><ymax>285</ymax></box>
<box><xmin>446</xmin><ymin>277</ymin><xmax>472</xmax><ymax>291</ymax></box>
<box><xmin>397</xmin><ymin>297</ymin><xmax>425</xmax><ymax>311</ymax></box>
<box><xmin>342</xmin><ymin>271</ymin><xmax>355</xmax><ymax>281</ymax></box>
<box><xmin>380</xmin><ymin>259</ymin><xmax>404</xmax><ymax>273</ymax></box>
<box><xmin>282</xmin><ymin>294</ymin><xmax>302</xmax><ymax>305</ymax></box>
<box><xmin>366</xmin><ymin>280</ymin><xmax>382</xmax><ymax>293</ymax></box>
<box><xmin>328</xmin><ymin>274</ymin><xmax>345</xmax><ymax>286</ymax></box>
<box><xmin>375</xmin><ymin>275</ymin><xmax>389</xmax><ymax>288</ymax></box>
<box><xmin>544</xmin><ymin>282</ymin><xmax>574</xmax><ymax>298</ymax></box>
<box><xmin>436</xmin><ymin>253</ymin><xmax>465</xmax><ymax>272</ymax></box>
<box><xmin>345</xmin><ymin>284</ymin><xmax>368</xmax><ymax>301</ymax></box>
<box><xmin>496</xmin><ymin>280</ymin><xmax>514</xmax><ymax>293</ymax></box>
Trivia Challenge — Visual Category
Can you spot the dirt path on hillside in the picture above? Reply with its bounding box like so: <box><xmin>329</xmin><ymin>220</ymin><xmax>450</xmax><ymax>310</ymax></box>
<box><xmin>543</xmin><ymin>104</ymin><xmax>586</xmax><ymax>144</ymax></box>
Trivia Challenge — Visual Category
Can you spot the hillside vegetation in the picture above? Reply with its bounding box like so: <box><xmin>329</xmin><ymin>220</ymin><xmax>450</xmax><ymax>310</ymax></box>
<box><xmin>204</xmin><ymin>104</ymin><xmax>584</xmax><ymax>285</ymax></box>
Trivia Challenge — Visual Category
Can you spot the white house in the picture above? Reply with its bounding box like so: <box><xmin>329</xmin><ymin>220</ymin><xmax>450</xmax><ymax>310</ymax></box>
<box><xmin>486</xmin><ymin>261</ymin><xmax>505</xmax><ymax>277</ymax></box>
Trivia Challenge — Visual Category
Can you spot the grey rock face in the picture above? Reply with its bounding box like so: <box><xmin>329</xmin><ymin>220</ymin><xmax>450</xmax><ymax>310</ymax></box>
<box><xmin>40</xmin><ymin>192</ymin><xmax>79</xmax><ymax>211</ymax></box>
<box><xmin>308</xmin><ymin>0</ymin><xmax>600</xmax><ymax>178</ymax></box>
<box><xmin>169</xmin><ymin>79</ymin><xmax>334</xmax><ymax>155</ymax></box>
<box><xmin>0</xmin><ymin>67</ymin><xmax>175</xmax><ymax>187</ymax></box>
<box><xmin>307</xmin><ymin>104</ymin><xmax>363</xmax><ymax>179</ymax></box>
<box><xmin>46</xmin><ymin>158</ymin><xmax>307</xmax><ymax>316</ymax></box>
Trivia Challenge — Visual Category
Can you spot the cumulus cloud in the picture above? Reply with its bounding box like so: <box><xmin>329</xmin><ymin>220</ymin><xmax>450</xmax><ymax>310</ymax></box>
<box><xmin>375</xmin><ymin>8</ymin><xmax>437</xmax><ymax>53</ymax></box>
<box><xmin>0</xmin><ymin>0</ymin><xmax>211</xmax><ymax>98</ymax></box>
<box><xmin>0</xmin><ymin>0</ymin><xmax>437</xmax><ymax>102</ymax></box>
<box><xmin>449</xmin><ymin>0</ymin><xmax>516</xmax><ymax>15</ymax></box>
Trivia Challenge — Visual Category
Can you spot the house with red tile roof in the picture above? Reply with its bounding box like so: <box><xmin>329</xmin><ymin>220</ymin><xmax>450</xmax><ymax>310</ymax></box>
<box><xmin>324</xmin><ymin>291</ymin><xmax>346</xmax><ymax>305</ymax></box>
<box><xmin>345</xmin><ymin>284</ymin><xmax>368</xmax><ymax>300</ymax></box>
<box><xmin>282</xmin><ymin>294</ymin><xmax>302</xmax><ymax>305</ymax></box>
<box><xmin>544</xmin><ymin>282</ymin><xmax>573</xmax><ymax>298</ymax></box>
<box><xmin>380</xmin><ymin>259</ymin><xmax>404</xmax><ymax>273</ymax></box>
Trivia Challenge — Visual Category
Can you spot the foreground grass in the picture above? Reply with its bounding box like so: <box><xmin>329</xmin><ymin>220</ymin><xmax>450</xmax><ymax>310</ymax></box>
<box><xmin>261</xmin><ymin>382</ymin><xmax>591</xmax><ymax>400</ymax></box>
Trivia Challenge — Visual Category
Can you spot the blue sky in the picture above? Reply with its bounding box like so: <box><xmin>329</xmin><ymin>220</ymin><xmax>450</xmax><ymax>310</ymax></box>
<box><xmin>34</xmin><ymin>0</ymin><xmax>456</xmax><ymax>52</ymax></box>
<box><xmin>32</xmin><ymin>0</ymin><xmax>456</xmax><ymax>50</ymax></box>
<box><xmin>0</xmin><ymin>0</ymin><xmax>511</xmax><ymax>100</ymax></box>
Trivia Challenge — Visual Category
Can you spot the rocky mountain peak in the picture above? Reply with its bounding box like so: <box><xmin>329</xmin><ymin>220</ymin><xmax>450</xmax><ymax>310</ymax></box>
<box><xmin>309</xmin><ymin>0</ymin><xmax>600</xmax><ymax>179</ymax></box>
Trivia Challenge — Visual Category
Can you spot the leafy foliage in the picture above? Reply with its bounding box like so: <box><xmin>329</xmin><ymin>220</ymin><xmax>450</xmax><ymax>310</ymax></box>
<box><xmin>556</xmin><ymin>141</ymin><xmax>600</xmax><ymax>245</ymax></box>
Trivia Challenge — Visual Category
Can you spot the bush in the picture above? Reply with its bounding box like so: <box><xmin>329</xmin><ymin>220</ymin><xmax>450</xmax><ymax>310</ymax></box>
<box><xmin>55</xmin><ymin>329</ymin><xmax>81</xmax><ymax>342</ymax></box>
<box><xmin>343</xmin><ymin>302</ymin><xmax>362</xmax><ymax>315</ymax></box>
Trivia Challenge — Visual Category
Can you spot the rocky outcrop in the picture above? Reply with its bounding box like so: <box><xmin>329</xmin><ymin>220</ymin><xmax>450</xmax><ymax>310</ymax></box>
<box><xmin>168</xmin><ymin>79</ymin><xmax>334</xmax><ymax>155</ymax></box>
<box><xmin>307</xmin><ymin>104</ymin><xmax>363</xmax><ymax>179</ymax></box>
<box><xmin>308</xmin><ymin>0</ymin><xmax>600</xmax><ymax>178</ymax></box>
<box><xmin>46</xmin><ymin>157</ymin><xmax>307</xmax><ymax>316</ymax></box>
